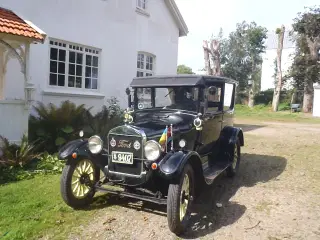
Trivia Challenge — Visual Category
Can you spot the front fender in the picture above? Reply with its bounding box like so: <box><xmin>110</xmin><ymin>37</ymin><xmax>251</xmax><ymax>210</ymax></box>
<box><xmin>158</xmin><ymin>151</ymin><xmax>201</xmax><ymax>179</ymax></box>
<box><xmin>58</xmin><ymin>139</ymin><xmax>108</xmax><ymax>171</ymax></box>
<box><xmin>58</xmin><ymin>139</ymin><xmax>88</xmax><ymax>160</ymax></box>
<box><xmin>221</xmin><ymin>126</ymin><xmax>244</xmax><ymax>146</ymax></box>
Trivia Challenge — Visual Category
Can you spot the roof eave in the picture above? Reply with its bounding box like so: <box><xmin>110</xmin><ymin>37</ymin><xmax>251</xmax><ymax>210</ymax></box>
<box><xmin>165</xmin><ymin>0</ymin><xmax>189</xmax><ymax>37</ymax></box>
<box><xmin>24</xmin><ymin>20</ymin><xmax>47</xmax><ymax>43</ymax></box>
<box><xmin>1</xmin><ymin>6</ymin><xmax>46</xmax><ymax>44</ymax></box>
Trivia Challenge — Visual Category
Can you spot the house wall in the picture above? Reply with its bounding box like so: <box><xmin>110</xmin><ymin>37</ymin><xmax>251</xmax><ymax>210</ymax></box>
<box><xmin>0</xmin><ymin>100</ymin><xmax>28</xmax><ymax>143</ymax></box>
<box><xmin>1</xmin><ymin>0</ymin><xmax>180</xmax><ymax>113</ymax></box>
<box><xmin>260</xmin><ymin>48</ymin><xmax>295</xmax><ymax>91</ymax></box>
<box><xmin>313</xmin><ymin>84</ymin><xmax>320</xmax><ymax>117</ymax></box>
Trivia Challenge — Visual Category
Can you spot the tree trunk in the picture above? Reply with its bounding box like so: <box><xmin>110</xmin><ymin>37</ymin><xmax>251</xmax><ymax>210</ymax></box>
<box><xmin>302</xmin><ymin>36</ymin><xmax>320</xmax><ymax>112</ymax></box>
<box><xmin>210</xmin><ymin>39</ymin><xmax>222</xmax><ymax>76</ymax></box>
<box><xmin>303</xmin><ymin>79</ymin><xmax>314</xmax><ymax>113</ymax></box>
<box><xmin>291</xmin><ymin>89</ymin><xmax>297</xmax><ymax>105</ymax></box>
<box><xmin>248</xmin><ymin>57</ymin><xmax>255</xmax><ymax>108</ymax></box>
<box><xmin>272</xmin><ymin>25</ymin><xmax>285</xmax><ymax>112</ymax></box>
<box><xmin>203</xmin><ymin>40</ymin><xmax>212</xmax><ymax>75</ymax></box>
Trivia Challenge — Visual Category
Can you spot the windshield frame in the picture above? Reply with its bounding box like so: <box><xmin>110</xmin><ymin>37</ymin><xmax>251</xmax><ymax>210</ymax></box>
<box><xmin>132</xmin><ymin>86</ymin><xmax>202</xmax><ymax>113</ymax></box>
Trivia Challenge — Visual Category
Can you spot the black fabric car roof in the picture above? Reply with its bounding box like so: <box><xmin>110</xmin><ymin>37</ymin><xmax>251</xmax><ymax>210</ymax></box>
<box><xmin>130</xmin><ymin>75</ymin><xmax>238</xmax><ymax>87</ymax></box>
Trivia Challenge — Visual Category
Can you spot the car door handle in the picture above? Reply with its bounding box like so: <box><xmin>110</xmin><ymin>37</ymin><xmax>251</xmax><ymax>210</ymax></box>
<box><xmin>219</xmin><ymin>120</ymin><xmax>225</xmax><ymax>123</ymax></box>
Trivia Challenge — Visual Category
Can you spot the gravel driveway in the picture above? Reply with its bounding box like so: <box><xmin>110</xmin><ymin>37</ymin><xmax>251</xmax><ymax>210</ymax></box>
<box><xmin>69</xmin><ymin>120</ymin><xmax>320</xmax><ymax>240</ymax></box>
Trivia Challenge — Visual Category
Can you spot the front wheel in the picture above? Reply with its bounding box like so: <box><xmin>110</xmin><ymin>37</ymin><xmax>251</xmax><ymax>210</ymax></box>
<box><xmin>60</xmin><ymin>159</ymin><xmax>100</xmax><ymax>209</ymax></box>
<box><xmin>167</xmin><ymin>163</ymin><xmax>195</xmax><ymax>235</ymax></box>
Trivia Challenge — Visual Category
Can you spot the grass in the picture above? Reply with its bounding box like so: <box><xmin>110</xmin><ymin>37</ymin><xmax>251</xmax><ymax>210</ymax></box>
<box><xmin>0</xmin><ymin>174</ymin><xmax>109</xmax><ymax>240</ymax></box>
<box><xmin>235</xmin><ymin>104</ymin><xmax>320</xmax><ymax>123</ymax></box>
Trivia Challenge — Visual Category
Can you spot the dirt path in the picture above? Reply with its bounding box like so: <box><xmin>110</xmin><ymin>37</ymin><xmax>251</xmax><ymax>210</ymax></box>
<box><xmin>69</xmin><ymin>121</ymin><xmax>320</xmax><ymax>240</ymax></box>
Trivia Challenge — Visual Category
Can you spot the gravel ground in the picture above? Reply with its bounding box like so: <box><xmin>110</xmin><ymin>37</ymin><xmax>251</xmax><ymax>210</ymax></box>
<box><xmin>69</xmin><ymin>120</ymin><xmax>320</xmax><ymax>240</ymax></box>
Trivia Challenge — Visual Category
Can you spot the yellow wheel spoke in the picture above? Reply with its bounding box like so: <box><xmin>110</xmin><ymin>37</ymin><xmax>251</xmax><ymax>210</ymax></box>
<box><xmin>71</xmin><ymin>159</ymin><xmax>96</xmax><ymax>199</ymax></box>
<box><xmin>82</xmin><ymin>161</ymin><xmax>87</xmax><ymax>173</ymax></box>
<box><xmin>72</xmin><ymin>179</ymin><xmax>79</xmax><ymax>185</ymax></box>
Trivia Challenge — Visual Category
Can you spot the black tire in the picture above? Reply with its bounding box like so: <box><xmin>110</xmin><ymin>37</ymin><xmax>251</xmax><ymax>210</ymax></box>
<box><xmin>167</xmin><ymin>163</ymin><xmax>195</xmax><ymax>235</ymax></box>
<box><xmin>60</xmin><ymin>159</ymin><xmax>100</xmax><ymax>209</ymax></box>
<box><xmin>226</xmin><ymin>137</ymin><xmax>241</xmax><ymax>177</ymax></box>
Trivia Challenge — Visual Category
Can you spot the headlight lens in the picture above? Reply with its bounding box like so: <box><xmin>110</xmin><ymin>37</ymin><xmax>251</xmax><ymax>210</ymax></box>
<box><xmin>88</xmin><ymin>135</ymin><xmax>103</xmax><ymax>154</ymax></box>
<box><xmin>144</xmin><ymin>140</ymin><xmax>161</xmax><ymax>161</ymax></box>
<box><xmin>179</xmin><ymin>139</ymin><xmax>186</xmax><ymax>148</ymax></box>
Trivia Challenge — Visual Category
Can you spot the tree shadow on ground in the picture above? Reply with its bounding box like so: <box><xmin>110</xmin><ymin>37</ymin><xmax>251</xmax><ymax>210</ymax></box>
<box><xmin>234</xmin><ymin>124</ymin><xmax>266</xmax><ymax>132</ymax></box>
<box><xmin>181</xmin><ymin>153</ymin><xmax>287</xmax><ymax>239</ymax></box>
<box><xmin>86</xmin><ymin>153</ymin><xmax>287</xmax><ymax>239</ymax></box>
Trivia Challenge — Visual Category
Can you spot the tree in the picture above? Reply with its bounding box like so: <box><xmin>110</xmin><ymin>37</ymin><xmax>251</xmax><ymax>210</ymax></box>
<box><xmin>177</xmin><ymin>64</ymin><xmax>194</xmax><ymax>74</ymax></box>
<box><xmin>272</xmin><ymin>25</ymin><xmax>286</xmax><ymax>111</ymax></box>
<box><xmin>218</xmin><ymin>22</ymin><xmax>267</xmax><ymax>106</ymax></box>
<box><xmin>292</xmin><ymin>6</ymin><xmax>320</xmax><ymax>112</ymax></box>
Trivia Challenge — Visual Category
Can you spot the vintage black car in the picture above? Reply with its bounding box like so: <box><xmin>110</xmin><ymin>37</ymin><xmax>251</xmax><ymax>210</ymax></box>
<box><xmin>58</xmin><ymin>74</ymin><xmax>244</xmax><ymax>235</ymax></box>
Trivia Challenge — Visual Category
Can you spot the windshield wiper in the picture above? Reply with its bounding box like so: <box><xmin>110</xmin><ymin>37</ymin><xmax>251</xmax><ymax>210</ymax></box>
<box><xmin>165</xmin><ymin>89</ymin><xmax>174</xmax><ymax>97</ymax></box>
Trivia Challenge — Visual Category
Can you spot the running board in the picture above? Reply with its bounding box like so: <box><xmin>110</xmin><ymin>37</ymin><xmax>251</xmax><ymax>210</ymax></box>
<box><xmin>95</xmin><ymin>186</ymin><xmax>167</xmax><ymax>205</ymax></box>
<box><xmin>203</xmin><ymin>162</ymin><xmax>230</xmax><ymax>180</ymax></box>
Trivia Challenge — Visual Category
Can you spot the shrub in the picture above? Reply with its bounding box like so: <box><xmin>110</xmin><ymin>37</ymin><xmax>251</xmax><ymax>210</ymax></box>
<box><xmin>0</xmin><ymin>134</ymin><xmax>39</xmax><ymax>167</ymax></box>
<box><xmin>29</xmin><ymin>101</ymin><xmax>90</xmax><ymax>153</ymax></box>
<box><xmin>84</xmin><ymin>97</ymin><xmax>123</xmax><ymax>139</ymax></box>
<box><xmin>29</xmin><ymin>98</ymin><xmax>123</xmax><ymax>153</ymax></box>
<box><xmin>36</xmin><ymin>152</ymin><xmax>64</xmax><ymax>173</ymax></box>
<box><xmin>0</xmin><ymin>134</ymin><xmax>40</xmax><ymax>184</ymax></box>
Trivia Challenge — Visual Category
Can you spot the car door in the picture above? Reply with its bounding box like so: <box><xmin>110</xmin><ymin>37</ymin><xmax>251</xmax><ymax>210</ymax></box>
<box><xmin>197</xmin><ymin>84</ymin><xmax>223</xmax><ymax>158</ymax></box>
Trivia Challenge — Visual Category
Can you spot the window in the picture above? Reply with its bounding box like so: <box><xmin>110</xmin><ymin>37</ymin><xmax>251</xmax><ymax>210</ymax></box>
<box><xmin>136</xmin><ymin>52</ymin><xmax>155</xmax><ymax>96</ymax></box>
<box><xmin>136</xmin><ymin>52</ymin><xmax>154</xmax><ymax>77</ymax></box>
<box><xmin>223</xmin><ymin>83</ymin><xmax>234</xmax><ymax>110</ymax></box>
<box><xmin>137</xmin><ymin>0</ymin><xmax>146</xmax><ymax>10</ymax></box>
<box><xmin>207</xmin><ymin>85</ymin><xmax>222</xmax><ymax>112</ymax></box>
<box><xmin>49</xmin><ymin>40</ymin><xmax>100</xmax><ymax>90</ymax></box>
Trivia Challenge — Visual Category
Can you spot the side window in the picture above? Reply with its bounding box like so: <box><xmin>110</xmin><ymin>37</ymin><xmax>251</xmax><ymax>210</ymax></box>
<box><xmin>207</xmin><ymin>85</ymin><xmax>222</xmax><ymax>112</ymax></box>
<box><xmin>223</xmin><ymin>83</ymin><xmax>234</xmax><ymax>110</ymax></box>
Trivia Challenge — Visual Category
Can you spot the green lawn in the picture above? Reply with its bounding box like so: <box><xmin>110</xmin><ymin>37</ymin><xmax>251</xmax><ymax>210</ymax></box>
<box><xmin>0</xmin><ymin>174</ymin><xmax>109</xmax><ymax>240</ymax></box>
<box><xmin>235</xmin><ymin>104</ymin><xmax>320</xmax><ymax>123</ymax></box>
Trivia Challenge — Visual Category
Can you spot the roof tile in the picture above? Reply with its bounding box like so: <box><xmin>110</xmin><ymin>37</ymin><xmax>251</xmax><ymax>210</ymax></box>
<box><xmin>0</xmin><ymin>7</ymin><xmax>44</xmax><ymax>41</ymax></box>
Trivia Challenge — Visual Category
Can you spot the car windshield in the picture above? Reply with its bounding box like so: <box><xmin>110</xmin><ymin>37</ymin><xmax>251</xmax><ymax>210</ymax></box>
<box><xmin>135</xmin><ymin>87</ymin><xmax>199</xmax><ymax>112</ymax></box>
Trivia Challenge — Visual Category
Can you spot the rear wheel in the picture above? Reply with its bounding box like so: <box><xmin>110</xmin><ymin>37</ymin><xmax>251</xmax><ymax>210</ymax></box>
<box><xmin>226</xmin><ymin>138</ymin><xmax>240</xmax><ymax>177</ymax></box>
<box><xmin>60</xmin><ymin>159</ymin><xmax>100</xmax><ymax>209</ymax></box>
<box><xmin>167</xmin><ymin>163</ymin><xmax>195</xmax><ymax>235</ymax></box>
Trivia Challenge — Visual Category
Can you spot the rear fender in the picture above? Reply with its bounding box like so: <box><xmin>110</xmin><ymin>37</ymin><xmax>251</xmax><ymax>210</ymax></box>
<box><xmin>221</xmin><ymin>126</ymin><xmax>244</xmax><ymax>146</ymax></box>
<box><xmin>158</xmin><ymin>151</ymin><xmax>202</xmax><ymax>180</ymax></box>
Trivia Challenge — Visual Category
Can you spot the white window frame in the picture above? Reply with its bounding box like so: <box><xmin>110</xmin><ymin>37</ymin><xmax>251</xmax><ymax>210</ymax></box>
<box><xmin>136</xmin><ymin>52</ymin><xmax>155</xmax><ymax>97</ymax></box>
<box><xmin>136</xmin><ymin>52</ymin><xmax>155</xmax><ymax>78</ymax></box>
<box><xmin>48</xmin><ymin>39</ymin><xmax>101</xmax><ymax>91</ymax></box>
<box><xmin>136</xmin><ymin>0</ymin><xmax>147</xmax><ymax>10</ymax></box>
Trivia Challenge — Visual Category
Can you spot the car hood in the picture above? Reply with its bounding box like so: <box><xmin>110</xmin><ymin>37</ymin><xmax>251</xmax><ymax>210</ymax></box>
<box><xmin>131</xmin><ymin>109</ymin><xmax>197</xmax><ymax>138</ymax></box>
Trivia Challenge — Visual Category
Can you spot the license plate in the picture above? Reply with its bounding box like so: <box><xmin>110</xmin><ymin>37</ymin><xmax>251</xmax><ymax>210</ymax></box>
<box><xmin>111</xmin><ymin>151</ymin><xmax>133</xmax><ymax>164</ymax></box>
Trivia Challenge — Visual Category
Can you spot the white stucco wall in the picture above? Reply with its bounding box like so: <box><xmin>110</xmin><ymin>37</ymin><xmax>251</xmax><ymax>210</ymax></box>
<box><xmin>1</xmin><ymin>0</ymin><xmax>180</xmax><ymax>113</ymax></box>
<box><xmin>313</xmin><ymin>84</ymin><xmax>320</xmax><ymax>117</ymax></box>
<box><xmin>0</xmin><ymin>100</ymin><xmax>28</xmax><ymax>143</ymax></box>
<box><xmin>260</xmin><ymin>48</ymin><xmax>295</xmax><ymax>91</ymax></box>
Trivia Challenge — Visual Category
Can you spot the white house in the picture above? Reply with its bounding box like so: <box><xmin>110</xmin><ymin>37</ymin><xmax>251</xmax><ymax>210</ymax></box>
<box><xmin>0</xmin><ymin>0</ymin><xmax>188</xmax><ymax>143</ymax></box>
<box><xmin>313</xmin><ymin>83</ymin><xmax>320</xmax><ymax>117</ymax></box>
<box><xmin>260</xmin><ymin>29</ymin><xmax>295</xmax><ymax>91</ymax></box>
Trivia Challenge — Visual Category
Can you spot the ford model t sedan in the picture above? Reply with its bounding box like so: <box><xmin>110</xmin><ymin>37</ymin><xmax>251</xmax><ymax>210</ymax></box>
<box><xmin>58</xmin><ymin>75</ymin><xmax>244</xmax><ymax>235</ymax></box>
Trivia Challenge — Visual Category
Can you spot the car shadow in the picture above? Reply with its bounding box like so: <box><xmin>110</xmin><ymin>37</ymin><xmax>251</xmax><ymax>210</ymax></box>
<box><xmin>86</xmin><ymin>153</ymin><xmax>287</xmax><ymax>238</ymax></box>
<box><xmin>234</xmin><ymin>124</ymin><xmax>266</xmax><ymax>132</ymax></box>
<box><xmin>181</xmin><ymin>153</ymin><xmax>287</xmax><ymax>239</ymax></box>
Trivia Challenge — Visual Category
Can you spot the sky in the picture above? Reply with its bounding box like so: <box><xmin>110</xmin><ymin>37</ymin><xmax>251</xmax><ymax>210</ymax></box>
<box><xmin>175</xmin><ymin>0</ymin><xmax>320</xmax><ymax>72</ymax></box>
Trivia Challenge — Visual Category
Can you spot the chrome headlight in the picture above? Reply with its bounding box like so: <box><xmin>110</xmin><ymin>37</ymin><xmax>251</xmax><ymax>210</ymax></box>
<box><xmin>144</xmin><ymin>140</ymin><xmax>161</xmax><ymax>161</ymax></box>
<box><xmin>88</xmin><ymin>135</ymin><xmax>103</xmax><ymax>154</ymax></box>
